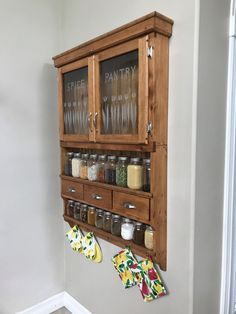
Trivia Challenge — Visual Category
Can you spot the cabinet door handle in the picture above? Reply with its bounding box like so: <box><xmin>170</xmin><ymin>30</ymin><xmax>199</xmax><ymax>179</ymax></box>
<box><xmin>123</xmin><ymin>202</ymin><xmax>136</xmax><ymax>209</ymax></box>
<box><xmin>68</xmin><ymin>187</ymin><xmax>76</xmax><ymax>193</ymax></box>
<box><xmin>92</xmin><ymin>193</ymin><xmax>102</xmax><ymax>200</ymax></box>
<box><xmin>93</xmin><ymin>112</ymin><xmax>98</xmax><ymax>129</ymax></box>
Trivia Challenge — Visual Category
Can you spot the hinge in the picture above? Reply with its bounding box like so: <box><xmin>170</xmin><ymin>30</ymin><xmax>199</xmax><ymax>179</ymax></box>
<box><xmin>147</xmin><ymin>46</ymin><xmax>153</xmax><ymax>58</ymax></box>
<box><xmin>146</xmin><ymin>122</ymin><xmax>152</xmax><ymax>134</ymax></box>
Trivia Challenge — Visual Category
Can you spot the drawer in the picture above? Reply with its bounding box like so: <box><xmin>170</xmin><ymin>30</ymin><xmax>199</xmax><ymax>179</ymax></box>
<box><xmin>84</xmin><ymin>184</ymin><xmax>112</xmax><ymax>210</ymax></box>
<box><xmin>61</xmin><ymin>179</ymin><xmax>83</xmax><ymax>200</ymax></box>
<box><xmin>113</xmin><ymin>192</ymin><xmax>150</xmax><ymax>222</ymax></box>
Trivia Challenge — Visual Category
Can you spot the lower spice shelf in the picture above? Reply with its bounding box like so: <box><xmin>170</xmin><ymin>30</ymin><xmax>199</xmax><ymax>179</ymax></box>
<box><xmin>64</xmin><ymin>214</ymin><xmax>154</xmax><ymax>260</ymax></box>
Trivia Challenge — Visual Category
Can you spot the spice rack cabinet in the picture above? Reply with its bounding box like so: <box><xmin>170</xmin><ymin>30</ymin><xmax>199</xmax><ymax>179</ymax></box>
<box><xmin>53</xmin><ymin>12</ymin><xmax>173</xmax><ymax>271</ymax></box>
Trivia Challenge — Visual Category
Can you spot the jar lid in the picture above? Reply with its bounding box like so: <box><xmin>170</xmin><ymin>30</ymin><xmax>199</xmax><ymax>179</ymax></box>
<box><xmin>146</xmin><ymin>225</ymin><xmax>153</xmax><ymax>231</ymax></box>
<box><xmin>98</xmin><ymin>155</ymin><xmax>106</xmax><ymax>160</ymax></box>
<box><xmin>74</xmin><ymin>202</ymin><xmax>80</xmax><ymax>206</ymax></box>
<box><xmin>143</xmin><ymin>158</ymin><xmax>150</xmax><ymax>164</ymax></box>
<box><xmin>104</xmin><ymin>211</ymin><xmax>111</xmax><ymax>216</ymax></box>
<box><xmin>88</xmin><ymin>206</ymin><xmax>96</xmax><ymax>211</ymax></box>
<box><xmin>82</xmin><ymin>153</ymin><xmax>89</xmax><ymax>159</ymax></box>
<box><xmin>96</xmin><ymin>208</ymin><xmax>104</xmax><ymax>213</ymax></box>
<box><xmin>80</xmin><ymin>204</ymin><xmax>88</xmax><ymax>210</ymax></box>
<box><xmin>112</xmin><ymin>214</ymin><xmax>121</xmax><ymax>218</ymax></box>
<box><xmin>108</xmin><ymin>155</ymin><xmax>116</xmax><ymax>161</ymax></box>
<box><xmin>68</xmin><ymin>200</ymin><xmax>74</xmax><ymax>204</ymax></box>
<box><xmin>67</xmin><ymin>152</ymin><xmax>74</xmax><ymax>157</ymax></box>
<box><xmin>89</xmin><ymin>154</ymin><xmax>97</xmax><ymax>160</ymax></box>
<box><xmin>130</xmin><ymin>157</ymin><xmax>141</xmax><ymax>162</ymax></box>
<box><xmin>135</xmin><ymin>222</ymin><xmax>143</xmax><ymax>226</ymax></box>
<box><xmin>118</xmin><ymin>156</ymin><xmax>128</xmax><ymax>161</ymax></box>
<box><xmin>74</xmin><ymin>153</ymin><xmax>81</xmax><ymax>158</ymax></box>
<box><xmin>122</xmin><ymin>218</ymin><xmax>132</xmax><ymax>223</ymax></box>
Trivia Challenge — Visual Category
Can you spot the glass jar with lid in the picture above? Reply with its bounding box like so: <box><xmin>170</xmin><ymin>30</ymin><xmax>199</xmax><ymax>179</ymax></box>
<box><xmin>144</xmin><ymin>225</ymin><xmax>154</xmax><ymax>250</ymax></box>
<box><xmin>103</xmin><ymin>211</ymin><xmax>112</xmax><ymax>233</ymax></box>
<box><xmin>127</xmin><ymin>157</ymin><xmax>143</xmax><ymax>190</ymax></box>
<box><xmin>95</xmin><ymin>209</ymin><xmax>104</xmax><ymax>229</ymax></box>
<box><xmin>64</xmin><ymin>152</ymin><xmax>74</xmax><ymax>176</ymax></box>
<box><xmin>111</xmin><ymin>214</ymin><xmax>121</xmax><ymax>236</ymax></box>
<box><xmin>73</xmin><ymin>202</ymin><xmax>81</xmax><ymax>220</ymax></box>
<box><xmin>88</xmin><ymin>206</ymin><xmax>96</xmax><ymax>226</ymax></box>
<box><xmin>66</xmin><ymin>200</ymin><xmax>74</xmax><ymax>216</ymax></box>
<box><xmin>133</xmin><ymin>222</ymin><xmax>145</xmax><ymax>245</ymax></box>
<box><xmin>116</xmin><ymin>157</ymin><xmax>128</xmax><ymax>187</ymax></box>
<box><xmin>80</xmin><ymin>153</ymin><xmax>89</xmax><ymax>179</ymax></box>
<box><xmin>87</xmin><ymin>154</ymin><xmax>98</xmax><ymax>181</ymax></box>
<box><xmin>143</xmin><ymin>158</ymin><xmax>151</xmax><ymax>192</ymax></box>
<box><xmin>72</xmin><ymin>152</ymin><xmax>81</xmax><ymax>178</ymax></box>
<box><xmin>80</xmin><ymin>204</ymin><xmax>88</xmax><ymax>223</ymax></box>
<box><xmin>121</xmin><ymin>218</ymin><xmax>134</xmax><ymax>240</ymax></box>
<box><xmin>97</xmin><ymin>155</ymin><xmax>106</xmax><ymax>183</ymax></box>
<box><xmin>105</xmin><ymin>155</ymin><xmax>116</xmax><ymax>185</ymax></box>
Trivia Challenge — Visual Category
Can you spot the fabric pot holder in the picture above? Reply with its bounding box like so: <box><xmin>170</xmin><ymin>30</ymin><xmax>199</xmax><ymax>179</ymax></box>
<box><xmin>112</xmin><ymin>247</ymin><xmax>138</xmax><ymax>288</ymax></box>
<box><xmin>130</xmin><ymin>257</ymin><xmax>167</xmax><ymax>302</ymax></box>
<box><xmin>81</xmin><ymin>232</ymin><xmax>102</xmax><ymax>262</ymax></box>
<box><xmin>66</xmin><ymin>225</ymin><xmax>83</xmax><ymax>252</ymax></box>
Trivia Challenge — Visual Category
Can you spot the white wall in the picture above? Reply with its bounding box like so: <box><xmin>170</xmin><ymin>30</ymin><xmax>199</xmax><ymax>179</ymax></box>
<box><xmin>0</xmin><ymin>1</ymin><xmax>64</xmax><ymax>313</ymax></box>
<box><xmin>193</xmin><ymin>0</ymin><xmax>230</xmax><ymax>313</ymax></box>
<box><xmin>61</xmin><ymin>1</ymin><xmax>197</xmax><ymax>313</ymax></box>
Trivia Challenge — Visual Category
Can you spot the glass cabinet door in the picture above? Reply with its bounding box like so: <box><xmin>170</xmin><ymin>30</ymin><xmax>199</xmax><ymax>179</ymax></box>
<box><xmin>59</xmin><ymin>58</ymin><xmax>93</xmax><ymax>141</ymax></box>
<box><xmin>95</xmin><ymin>37</ymin><xmax>149</xmax><ymax>144</ymax></box>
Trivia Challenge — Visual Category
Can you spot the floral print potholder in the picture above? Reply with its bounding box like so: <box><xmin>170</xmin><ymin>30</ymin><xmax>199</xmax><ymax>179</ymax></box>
<box><xmin>130</xmin><ymin>257</ymin><xmax>167</xmax><ymax>302</ymax></box>
<box><xmin>66</xmin><ymin>225</ymin><xmax>83</xmax><ymax>252</ymax></box>
<box><xmin>112</xmin><ymin>247</ymin><xmax>138</xmax><ymax>288</ymax></box>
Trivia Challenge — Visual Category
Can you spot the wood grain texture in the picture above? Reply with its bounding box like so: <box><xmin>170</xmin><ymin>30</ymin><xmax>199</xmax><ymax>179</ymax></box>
<box><xmin>53</xmin><ymin>12</ymin><xmax>173</xmax><ymax>67</ymax></box>
<box><xmin>84</xmin><ymin>184</ymin><xmax>112</xmax><ymax>210</ymax></box>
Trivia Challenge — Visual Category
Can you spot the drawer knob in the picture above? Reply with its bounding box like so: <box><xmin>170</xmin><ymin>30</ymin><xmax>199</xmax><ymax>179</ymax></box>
<box><xmin>68</xmin><ymin>187</ymin><xmax>76</xmax><ymax>193</ymax></box>
<box><xmin>123</xmin><ymin>202</ymin><xmax>136</xmax><ymax>209</ymax></box>
<box><xmin>92</xmin><ymin>193</ymin><xmax>102</xmax><ymax>200</ymax></box>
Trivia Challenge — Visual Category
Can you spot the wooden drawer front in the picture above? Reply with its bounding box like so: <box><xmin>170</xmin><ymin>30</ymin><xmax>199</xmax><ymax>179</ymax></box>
<box><xmin>84</xmin><ymin>185</ymin><xmax>112</xmax><ymax>210</ymax></box>
<box><xmin>113</xmin><ymin>192</ymin><xmax>150</xmax><ymax>222</ymax></box>
<box><xmin>61</xmin><ymin>179</ymin><xmax>83</xmax><ymax>200</ymax></box>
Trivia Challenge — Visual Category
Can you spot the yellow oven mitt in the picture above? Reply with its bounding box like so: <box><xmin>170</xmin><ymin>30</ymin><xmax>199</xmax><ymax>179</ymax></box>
<box><xmin>82</xmin><ymin>232</ymin><xmax>102</xmax><ymax>262</ymax></box>
<box><xmin>66</xmin><ymin>225</ymin><xmax>83</xmax><ymax>253</ymax></box>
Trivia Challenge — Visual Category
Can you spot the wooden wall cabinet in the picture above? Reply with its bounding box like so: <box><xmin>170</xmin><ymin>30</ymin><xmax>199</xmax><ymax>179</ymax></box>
<box><xmin>53</xmin><ymin>12</ymin><xmax>173</xmax><ymax>270</ymax></box>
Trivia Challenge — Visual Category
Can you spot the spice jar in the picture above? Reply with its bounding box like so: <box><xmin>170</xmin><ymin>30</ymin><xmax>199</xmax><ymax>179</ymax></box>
<box><xmin>80</xmin><ymin>153</ymin><xmax>89</xmax><ymax>179</ymax></box>
<box><xmin>144</xmin><ymin>225</ymin><xmax>154</xmax><ymax>250</ymax></box>
<box><xmin>121</xmin><ymin>218</ymin><xmax>134</xmax><ymax>240</ymax></box>
<box><xmin>143</xmin><ymin>159</ymin><xmax>151</xmax><ymax>192</ymax></box>
<box><xmin>97</xmin><ymin>155</ymin><xmax>106</xmax><ymax>183</ymax></box>
<box><xmin>72</xmin><ymin>152</ymin><xmax>81</xmax><ymax>178</ymax></box>
<box><xmin>73</xmin><ymin>202</ymin><xmax>81</xmax><ymax>220</ymax></box>
<box><xmin>127</xmin><ymin>157</ymin><xmax>143</xmax><ymax>190</ymax></box>
<box><xmin>64</xmin><ymin>152</ymin><xmax>74</xmax><ymax>176</ymax></box>
<box><xmin>88</xmin><ymin>154</ymin><xmax>98</xmax><ymax>181</ymax></box>
<box><xmin>80</xmin><ymin>204</ymin><xmax>88</xmax><ymax>223</ymax></box>
<box><xmin>103</xmin><ymin>211</ymin><xmax>112</xmax><ymax>233</ymax></box>
<box><xmin>95</xmin><ymin>209</ymin><xmax>104</xmax><ymax>229</ymax></box>
<box><xmin>88</xmin><ymin>206</ymin><xmax>96</xmax><ymax>226</ymax></box>
<box><xmin>133</xmin><ymin>222</ymin><xmax>145</xmax><ymax>245</ymax></box>
<box><xmin>105</xmin><ymin>156</ymin><xmax>116</xmax><ymax>185</ymax></box>
<box><xmin>111</xmin><ymin>214</ymin><xmax>121</xmax><ymax>236</ymax></box>
<box><xmin>116</xmin><ymin>157</ymin><xmax>128</xmax><ymax>187</ymax></box>
<box><xmin>66</xmin><ymin>200</ymin><xmax>74</xmax><ymax>216</ymax></box>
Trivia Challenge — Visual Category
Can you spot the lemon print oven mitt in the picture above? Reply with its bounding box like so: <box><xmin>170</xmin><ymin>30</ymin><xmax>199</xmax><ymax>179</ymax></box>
<box><xmin>66</xmin><ymin>225</ymin><xmax>83</xmax><ymax>252</ymax></box>
<box><xmin>81</xmin><ymin>232</ymin><xmax>101</xmax><ymax>261</ymax></box>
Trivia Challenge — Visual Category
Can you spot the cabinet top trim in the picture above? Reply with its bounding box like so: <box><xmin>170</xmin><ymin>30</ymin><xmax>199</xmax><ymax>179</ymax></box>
<box><xmin>53</xmin><ymin>11</ymin><xmax>173</xmax><ymax>68</ymax></box>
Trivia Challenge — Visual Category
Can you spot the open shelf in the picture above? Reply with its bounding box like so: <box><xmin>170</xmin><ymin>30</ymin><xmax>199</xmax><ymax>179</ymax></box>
<box><xmin>64</xmin><ymin>214</ymin><xmax>155</xmax><ymax>260</ymax></box>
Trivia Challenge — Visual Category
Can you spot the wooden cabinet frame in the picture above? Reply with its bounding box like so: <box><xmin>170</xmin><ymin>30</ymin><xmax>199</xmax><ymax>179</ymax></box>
<box><xmin>53</xmin><ymin>12</ymin><xmax>173</xmax><ymax>271</ymax></box>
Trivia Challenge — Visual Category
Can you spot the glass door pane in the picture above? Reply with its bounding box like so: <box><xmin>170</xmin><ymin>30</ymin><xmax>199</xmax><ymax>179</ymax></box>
<box><xmin>63</xmin><ymin>67</ymin><xmax>88</xmax><ymax>135</ymax></box>
<box><xmin>100</xmin><ymin>50</ymin><xmax>138</xmax><ymax>135</ymax></box>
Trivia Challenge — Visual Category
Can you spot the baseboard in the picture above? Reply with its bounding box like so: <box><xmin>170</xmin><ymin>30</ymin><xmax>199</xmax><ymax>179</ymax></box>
<box><xmin>16</xmin><ymin>291</ymin><xmax>92</xmax><ymax>314</ymax></box>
